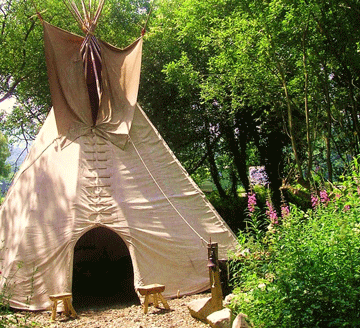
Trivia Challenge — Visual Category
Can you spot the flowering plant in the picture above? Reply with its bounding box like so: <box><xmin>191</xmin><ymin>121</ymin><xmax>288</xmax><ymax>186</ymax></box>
<box><xmin>229</xmin><ymin>157</ymin><xmax>360</xmax><ymax>327</ymax></box>
<box><xmin>265</xmin><ymin>199</ymin><xmax>278</xmax><ymax>225</ymax></box>
<box><xmin>247</xmin><ymin>192</ymin><xmax>257</xmax><ymax>214</ymax></box>
<box><xmin>320</xmin><ymin>189</ymin><xmax>330</xmax><ymax>206</ymax></box>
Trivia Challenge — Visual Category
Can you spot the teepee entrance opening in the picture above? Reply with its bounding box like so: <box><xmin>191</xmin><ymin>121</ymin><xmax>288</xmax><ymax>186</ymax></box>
<box><xmin>72</xmin><ymin>226</ymin><xmax>139</xmax><ymax>308</ymax></box>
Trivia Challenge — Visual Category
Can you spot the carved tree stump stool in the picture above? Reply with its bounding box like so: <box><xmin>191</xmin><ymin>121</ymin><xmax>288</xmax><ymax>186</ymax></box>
<box><xmin>49</xmin><ymin>293</ymin><xmax>77</xmax><ymax>321</ymax></box>
<box><xmin>137</xmin><ymin>284</ymin><xmax>170</xmax><ymax>314</ymax></box>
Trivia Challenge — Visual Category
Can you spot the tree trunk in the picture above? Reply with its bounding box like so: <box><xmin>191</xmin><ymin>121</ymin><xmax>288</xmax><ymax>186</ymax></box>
<box><xmin>220</xmin><ymin>121</ymin><xmax>250</xmax><ymax>193</ymax></box>
<box><xmin>270</xmin><ymin>52</ymin><xmax>304</xmax><ymax>184</ymax></box>
<box><xmin>323</xmin><ymin>65</ymin><xmax>333</xmax><ymax>182</ymax></box>
<box><xmin>230</xmin><ymin>167</ymin><xmax>239</xmax><ymax>199</ymax></box>
<box><xmin>302</xmin><ymin>25</ymin><xmax>313</xmax><ymax>179</ymax></box>
<box><xmin>204</xmin><ymin>129</ymin><xmax>227</xmax><ymax>199</ymax></box>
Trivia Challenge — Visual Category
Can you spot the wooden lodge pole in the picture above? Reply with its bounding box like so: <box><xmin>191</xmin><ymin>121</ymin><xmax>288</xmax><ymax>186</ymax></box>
<box><xmin>207</xmin><ymin>242</ymin><xmax>223</xmax><ymax>311</ymax></box>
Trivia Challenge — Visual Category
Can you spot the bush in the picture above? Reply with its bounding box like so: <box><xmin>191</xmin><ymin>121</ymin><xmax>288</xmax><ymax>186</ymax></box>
<box><xmin>207</xmin><ymin>192</ymin><xmax>248</xmax><ymax>233</ymax></box>
<box><xmin>229</xmin><ymin>159</ymin><xmax>360</xmax><ymax>327</ymax></box>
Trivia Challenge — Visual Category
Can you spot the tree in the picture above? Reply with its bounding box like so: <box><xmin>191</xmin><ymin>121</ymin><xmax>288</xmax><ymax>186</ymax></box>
<box><xmin>141</xmin><ymin>0</ymin><xmax>290</xmax><ymax>201</ymax></box>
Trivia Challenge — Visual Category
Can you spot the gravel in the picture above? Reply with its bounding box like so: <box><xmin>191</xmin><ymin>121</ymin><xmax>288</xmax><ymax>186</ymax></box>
<box><xmin>23</xmin><ymin>293</ymin><xmax>211</xmax><ymax>328</ymax></box>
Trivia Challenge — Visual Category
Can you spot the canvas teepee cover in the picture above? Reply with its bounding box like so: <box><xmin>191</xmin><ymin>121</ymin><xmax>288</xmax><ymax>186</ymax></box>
<box><xmin>0</xmin><ymin>11</ymin><xmax>237</xmax><ymax>311</ymax></box>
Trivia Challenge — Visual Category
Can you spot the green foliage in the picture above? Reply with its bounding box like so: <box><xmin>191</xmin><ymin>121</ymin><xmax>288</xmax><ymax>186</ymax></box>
<box><xmin>0</xmin><ymin>133</ymin><xmax>10</xmax><ymax>179</ymax></box>
<box><xmin>281</xmin><ymin>186</ymin><xmax>311</xmax><ymax>212</ymax></box>
<box><xmin>1</xmin><ymin>105</ymin><xmax>44</xmax><ymax>146</ymax></box>
<box><xmin>207</xmin><ymin>192</ymin><xmax>247</xmax><ymax>233</ymax></box>
<box><xmin>229</xmin><ymin>158</ymin><xmax>360</xmax><ymax>327</ymax></box>
<box><xmin>144</xmin><ymin>0</ymin><xmax>360</xmax><ymax>193</ymax></box>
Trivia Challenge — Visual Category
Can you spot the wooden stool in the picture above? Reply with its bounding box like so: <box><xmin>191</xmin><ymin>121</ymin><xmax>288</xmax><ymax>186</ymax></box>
<box><xmin>137</xmin><ymin>284</ymin><xmax>170</xmax><ymax>314</ymax></box>
<box><xmin>49</xmin><ymin>293</ymin><xmax>77</xmax><ymax>321</ymax></box>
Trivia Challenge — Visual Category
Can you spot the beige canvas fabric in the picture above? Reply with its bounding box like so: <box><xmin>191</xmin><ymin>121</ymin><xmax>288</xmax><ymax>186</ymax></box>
<box><xmin>43</xmin><ymin>22</ymin><xmax>142</xmax><ymax>149</ymax></box>
<box><xmin>0</xmin><ymin>22</ymin><xmax>237</xmax><ymax>310</ymax></box>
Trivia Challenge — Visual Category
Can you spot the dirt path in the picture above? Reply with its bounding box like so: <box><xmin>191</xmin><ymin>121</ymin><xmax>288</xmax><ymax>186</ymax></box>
<box><xmin>24</xmin><ymin>293</ymin><xmax>211</xmax><ymax>328</ymax></box>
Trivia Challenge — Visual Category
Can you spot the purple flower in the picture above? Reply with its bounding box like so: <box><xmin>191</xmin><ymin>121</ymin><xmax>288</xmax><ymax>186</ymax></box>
<box><xmin>281</xmin><ymin>204</ymin><xmax>290</xmax><ymax>218</ymax></box>
<box><xmin>266</xmin><ymin>200</ymin><xmax>278</xmax><ymax>224</ymax></box>
<box><xmin>247</xmin><ymin>192</ymin><xmax>257</xmax><ymax>214</ymax></box>
<box><xmin>344</xmin><ymin>205</ymin><xmax>351</xmax><ymax>212</ymax></box>
<box><xmin>320</xmin><ymin>190</ymin><xmax>330</xmax><ymax>206</ymax></box>
<box><xmin>249</xmin><ymin>166</ymin><xmax>269</xmax><ymax>186</ymax></box>
<box><xmin>311</xmin><ymin>193</ymin><xmax>319</xmax><ymax>209</ymax></box>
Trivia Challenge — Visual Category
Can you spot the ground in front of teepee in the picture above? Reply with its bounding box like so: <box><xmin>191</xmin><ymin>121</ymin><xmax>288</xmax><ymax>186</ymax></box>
<box><xmin>25</xmin><ymin>293</ymin><xmax>211</xmax><ymax>328</ymax></box>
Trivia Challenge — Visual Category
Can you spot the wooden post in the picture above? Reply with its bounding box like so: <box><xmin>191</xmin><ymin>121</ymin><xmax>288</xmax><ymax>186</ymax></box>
<box><xmin>208</xmin><ymin>242</ymin><xmax>223</xmax><ymax>311</ymax></box>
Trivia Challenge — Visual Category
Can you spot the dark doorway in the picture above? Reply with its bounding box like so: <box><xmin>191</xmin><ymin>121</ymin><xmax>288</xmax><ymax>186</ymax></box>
<box><xmin>72</xmin><ymin>227</ymin><xmax>140</xmax><ymax>309</ymax></box>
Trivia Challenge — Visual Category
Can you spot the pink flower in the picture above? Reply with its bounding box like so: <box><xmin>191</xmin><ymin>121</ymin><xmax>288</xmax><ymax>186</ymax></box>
<box><xmin>344</xmin><ymin>205</ymin><xmax>351</xmax><ymax>212</ymax></box>
<box><xmin>266</xmin><ymin>200</ymin><xmax>278</xmax><ymax>224</ymax></box>
<box><xmin>247</xmin><ymin>192</ymin><xmax>257</xmax><ymax>214</ymax></box>
<box><xmin>320</xmin><ymin>190</ymin><xmax>330</xmax><ymax>206</ymax></box>
<box><xmin>311</xmin><ymin>193</ymin><xmax>319</xmax><ymax>209</ymax></box>
<box><xmin>281</xmin><ymin>204</ymin><xmax>290</xmax><ymax>218</ymax></box>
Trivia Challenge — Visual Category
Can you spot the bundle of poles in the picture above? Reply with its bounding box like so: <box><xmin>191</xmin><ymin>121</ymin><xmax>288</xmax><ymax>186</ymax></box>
<box><xmin>62</xmin><ymin>0</ymin><xmax>105</xmax><ymax>101</ymax></box>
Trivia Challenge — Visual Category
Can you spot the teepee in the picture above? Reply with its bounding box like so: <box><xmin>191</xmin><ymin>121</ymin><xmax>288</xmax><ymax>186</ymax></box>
<box><xmin>0</xmin><ymin>1</ymin><xmax>237</xmax><ymax>310</ymax></box>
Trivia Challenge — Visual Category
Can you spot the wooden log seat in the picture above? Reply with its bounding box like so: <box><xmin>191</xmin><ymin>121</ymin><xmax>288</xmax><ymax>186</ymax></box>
<box><xmin>48</xmin><ymin>293</ymin><xmax>77</xmax><ymax>321</ymax></box>
<box><xmin>137</xmin><ymin>284</ymin><xmax>170</xmax><ymax>314</ymax></box>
